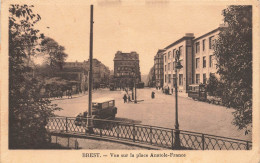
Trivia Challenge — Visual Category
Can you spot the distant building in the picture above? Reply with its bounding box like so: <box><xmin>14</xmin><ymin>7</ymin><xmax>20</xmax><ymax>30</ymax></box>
<box><xmin>154</xmin><ymin>49</ymin><xmax>165</xmax><ymax>88</ymax></box>
<box><xmin>147</xmin><ymin>65</ymin><xmax>156</xmax><ymax>87</ymax></box>
<box><xmin>54</xmin><ymin>67</ymin><xmax>88</xmax><ymax>93</ymax></box>
<box><xmin>113</xmin><ymin>51</ymin><xmax>141</xmax><ymax>89</ymax></box>
<box><xmin>63</xmin><ymin>58</ymin><xmax>110</xmax><ymax>89</ymax></box>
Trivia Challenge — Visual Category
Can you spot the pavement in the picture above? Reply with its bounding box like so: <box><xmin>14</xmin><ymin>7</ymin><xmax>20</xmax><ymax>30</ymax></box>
<box><xmin>51</xmin><ymin>135</ymin><xmax>149</xmax><ymax>150</ymax></box>
<box><xmin>50</xmin><ymin>92</ymin><xmax>88</xmax><ymax>101</ymax></box>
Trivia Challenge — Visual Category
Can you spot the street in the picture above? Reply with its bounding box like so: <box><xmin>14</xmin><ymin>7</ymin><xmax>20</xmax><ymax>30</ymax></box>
<box><xmin>53</xmin><ymin>88</ymin><xmax>252</xmax><ymax>141</ymax></box>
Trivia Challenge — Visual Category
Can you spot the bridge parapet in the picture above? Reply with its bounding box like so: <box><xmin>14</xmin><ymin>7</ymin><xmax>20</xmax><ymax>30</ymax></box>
<box><xmin>46</xmin><ymin>116</ymin><xmax>252</xmax><ymax>150</ymax></box>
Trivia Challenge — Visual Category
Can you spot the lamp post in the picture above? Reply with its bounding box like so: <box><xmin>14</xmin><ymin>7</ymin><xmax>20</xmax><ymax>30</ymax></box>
<box><xmin>174</xmin><ymin>50</ymin><xmax>183</xmax><ymax>148</ymax></box>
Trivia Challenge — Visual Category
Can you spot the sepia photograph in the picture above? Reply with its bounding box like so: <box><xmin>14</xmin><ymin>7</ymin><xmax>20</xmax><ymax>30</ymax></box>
<box><xmin>1</xmin><ymin>0</ymin><xmax>259</xmax><ymax>162</ymax></box>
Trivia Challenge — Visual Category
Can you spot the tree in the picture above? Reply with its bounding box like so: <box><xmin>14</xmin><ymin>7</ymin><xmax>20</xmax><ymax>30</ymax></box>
<box><xmin>214</xmin><ymin>6</ymin><xmax>252</xmax><ymax>131</ymax></box>
<box><xmin>206</xmin><ymin>74</ymin><xmax>223</xmax><ymax>97</ymax></box>
<box><xmin>9</xmin><ymin>4</ymin><xmax>61</xmax><ymax>148</ymax></box>
<box><xmin>40</xmin><ymin>37</ymin><xmax>68</xmax><ymax>70</ymax></box>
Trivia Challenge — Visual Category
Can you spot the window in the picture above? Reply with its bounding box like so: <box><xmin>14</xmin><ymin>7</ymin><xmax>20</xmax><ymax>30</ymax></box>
<box><xmin>209</xmin><ymin>36</ymin><xmax>214</xmax><ymax>49</ymax></box>
<box><xmin>210</xmin><ymin>73</ymin><xmax>215</xmax><ymax>77</ymax></box>
<box><xmin>108</xmin><ymin>101</ymin><xmax>114</xmax><ymax>107</ymax></box>
<box><xmin>168</xmin><ymin>63</ymin><xmax>170</xmax><ymax>70</ymax></box>
<box><xmin>172</xmin><ymin>62</ymin><xmax>175</xmax><ymax>70</ymax></box>
<box><xmin>195</xmin><ymin>42</ymin><xmax>200</xmax><ymax>53</ymax></box>
<box><xmin>203</xmin><ymin>73</ymin><xmax>206</xmax><ymax>84</ymax></box>
<box><xmin>168</xmin><ymin>51</ymin><xmax>171</xmax><ymax>59</ymax></box>
<box><xmin>168</xmin><ymin>74</ymin><xmax>171</xmax><ymax>83</ymax></box>
<box><xmin>209</xmin><ymin>55</ymin><xmax>213</xmax><ymax>67</ymax></box>
<box><xmin>202</xmin><ymin>39</ymin><xmax>205</xmax><ymax>51</ymax></box>
<box><xmin>165</xmin><ymin>75</ymin><xmax>167</xmax><ymax>82</ymax></box>
<box><xmin>179</xmin><ymin>46</ymin><xmax>183</xmax><ymax>58</ymax></box>
<box><xmin>165</xmin><ymin>65</ymin><xmax>166</xmax><ymax>72</ymax></box>
<box><xmin>164</xmin><ymin>55</ymin><xmax>166</xmax><ymax>62</ymax></box>
<box><xmin>196</xmin><ymin>74</ymin><xmax>200</xmax><ymax>84</ymax></box>
<box><xmin>203</xmin><ymin>56</ymin><xmax>206</xmax><ymax>68</ymax></box>
<box><xmin>196</xmin><ymin>58</ymin><xmax>200</xmax><ymax>69</ymax></box>
<box><xmin>173</xmin><ymin>49</ymin><xmax>176</xmax><ymax>59</ymax></box>
<box><xmin>179</xmin><ymin>74</ymin><xmax>183</xmax><ymax>86</ymax></box>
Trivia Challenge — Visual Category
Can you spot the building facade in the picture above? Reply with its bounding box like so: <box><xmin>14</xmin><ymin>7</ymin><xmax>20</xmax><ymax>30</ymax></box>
<box><xmin>154</xmin><ymin>49</ymin><xmax>165</xmax><ymax>88</ymax></box>
<box><xmin>63</xmin><ymin>59</ymin><xmax>110</xmax><ymax>89</ymax></box>
<box><xmin>162</xmin><ymin>26</ymin><xmax>225</xmax><ymax>93</ymax></box>
<box><xmin>163</xmin><ymin>33</ymin><xmax>194</xmax><ymax>93</ymax></box>
<box><xmin>193</xmin><ymin>28</ymin><xmax>220</xmax><ymax>85</ymax></box>
<box><xmin>113</xmin><ymin>51</ymin><xmax>141</xmax><ymax>89</ymax></box>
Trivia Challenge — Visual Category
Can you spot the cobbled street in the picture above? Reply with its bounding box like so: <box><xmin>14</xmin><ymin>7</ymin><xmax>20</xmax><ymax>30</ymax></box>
<box><xmin>53</xmin><ymin>88</ymin><xmax>252</xmax><ymax>141</ymax></box>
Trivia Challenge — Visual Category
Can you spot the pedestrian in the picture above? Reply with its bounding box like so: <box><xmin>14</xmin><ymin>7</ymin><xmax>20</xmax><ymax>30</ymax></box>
<box><xmin>123</xmin><ymin>94</ymin><xmax>127</xmax><ymax>103</ymax></box>
<box><xmin>66</xmin><ymin>90</ymin><xmax>69</xmax><ymax>99</ymax></box>
<box><xmin>128</xmin><ymin>94</ymin><xmax>131</xmax><ymax>103</ymax></box>
<box><xmin>69</xmin><ymin>90</ymin><xmax>72</xmax><ymax>99</ymax></box>
<box><xmin>151</xmin><ymin>91</ymin><xmax>155</xmax><ymax>99</ymax></box>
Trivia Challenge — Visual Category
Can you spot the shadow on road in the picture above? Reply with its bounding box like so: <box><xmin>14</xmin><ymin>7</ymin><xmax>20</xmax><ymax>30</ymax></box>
<box><xmin>114</xmin><ymin>117</ymin><xmax>142</xmax><ymax>124</ymax></box>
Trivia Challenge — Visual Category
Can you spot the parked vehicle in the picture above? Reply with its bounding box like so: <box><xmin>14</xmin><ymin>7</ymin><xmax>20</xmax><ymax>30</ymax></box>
<box><xmin>109</xmin><ymin>83</ymin><xmax>115</xmax><ymax>91</ymax></box>
<box><xmin>188</xmin><ymin>84</ymin><xmax>207</xmax><ymax>101</ymax></box>
<box><xmin>75</xmin><ymin>98</ymin><xmax>117</xmax><ymax>126</ymax></box>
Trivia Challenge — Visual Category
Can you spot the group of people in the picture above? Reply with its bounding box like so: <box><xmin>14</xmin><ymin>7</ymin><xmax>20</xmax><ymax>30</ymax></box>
<box><xmin>123</xmin><ymin>94</ymin><xmax>131</xmax><ymax>103</ymax></box>
<box><xmin>123</xmin><ymin>91</ymin><xmax>156</xmax><ymax>103</ymax></box>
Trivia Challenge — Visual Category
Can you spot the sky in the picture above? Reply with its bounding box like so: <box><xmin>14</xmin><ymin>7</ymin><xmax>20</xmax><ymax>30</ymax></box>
<box><xmin>32</xmin><ymin>1</ymin><xmax>227</xmax><ymax>75</ymax></box>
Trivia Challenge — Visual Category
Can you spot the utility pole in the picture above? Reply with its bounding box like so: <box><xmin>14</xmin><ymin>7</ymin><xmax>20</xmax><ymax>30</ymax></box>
<box><xmin>86</xmin><ymin>5</ymin><xmax>94</xmax><ymax>134</ymax></box>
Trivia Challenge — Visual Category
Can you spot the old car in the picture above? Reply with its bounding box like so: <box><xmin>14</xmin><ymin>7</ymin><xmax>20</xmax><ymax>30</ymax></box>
<box><xmin>75</xmin><ymin>98</ymin><xmax>117</xmax><ymax>126</ymax></box>
<box><xmin>187</xmin><ymin>84</ymin><xmax>207</xmax><ymax>101</ymax></box>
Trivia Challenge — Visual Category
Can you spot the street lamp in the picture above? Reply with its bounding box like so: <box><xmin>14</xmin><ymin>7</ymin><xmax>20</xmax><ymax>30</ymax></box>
<box><xmin>173</xmin><ymin>50</ymin><xmax>183</xmax><ymax>149</ymax></box>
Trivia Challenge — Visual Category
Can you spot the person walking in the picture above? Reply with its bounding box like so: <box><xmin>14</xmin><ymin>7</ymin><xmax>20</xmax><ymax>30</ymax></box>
<box><xmin>123</xmin><ymin>94</ymin><xmax>127</xmax><ymax>103</ymax></box>
<box><xmin>127</xmin><ymin>94</ymin><xmax>131</xmax><ymax>103</ymax></box>
<box><xmin>151</xmin><ymin>91</ymin><xmax>155</xmax><ymax>99</ymax></box>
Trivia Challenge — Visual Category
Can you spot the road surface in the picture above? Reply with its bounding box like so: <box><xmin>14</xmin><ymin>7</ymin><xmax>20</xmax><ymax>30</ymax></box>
<box><xmin>52</xmin><ymin>88</ymin><xmax>252</xmax><ymax>141</ymax></box>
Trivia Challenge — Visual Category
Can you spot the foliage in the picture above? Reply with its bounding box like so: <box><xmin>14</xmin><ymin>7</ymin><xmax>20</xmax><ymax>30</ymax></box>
<box><xmin>9</xmin><ymin>4</ymin><xmax>61</xmax><ymax>149</ymax></box>
<box><xmin>214</xmin><ymin>6</ymin><xmax>252</xmax><ymax>131</ymax></box>
<box><xmin>40</xmin><ymin>37</ymin><xmax>68</xmax><ymax>70</ymax></box>
<box><xmin>206</xmin><ymin>74</ymin><xmax>222</xmax><ymax>97</ymax></box>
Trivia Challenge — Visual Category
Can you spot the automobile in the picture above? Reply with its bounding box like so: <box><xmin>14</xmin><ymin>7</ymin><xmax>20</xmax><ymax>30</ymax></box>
<box><xmin>109</xmin><ymin>83</ymin><xmax>115</xmax><ymax>91</ymax></box>
<box><xmin>75</xmin><ymin>98</ymin><xmax>117</xmax><ymax>126</ymax></box>
<box><xmin>187</xmin><ymin>84</ymin><xmax>207</xmax><ymax>101</ymax></box>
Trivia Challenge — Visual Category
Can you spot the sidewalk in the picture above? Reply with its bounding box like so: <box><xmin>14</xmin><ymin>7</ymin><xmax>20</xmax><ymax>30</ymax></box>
<box><xmin>154</xmin><ymin>89</ymin><xmax>189</xmax><ymax>98</ymax></box>
<box><xmin>51</xmin><ymin>135</ymin><xmax>150</xmax><ymax>150</ymax></box>
<box><xmin>49</xmin><ymin>92</ymin><xmax>91</xmax><ymax>101</ymax></box>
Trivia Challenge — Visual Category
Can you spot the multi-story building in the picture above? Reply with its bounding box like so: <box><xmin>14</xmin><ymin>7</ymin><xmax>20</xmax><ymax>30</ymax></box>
<box><xmin>163</xmin><ymin>33</ymin><xmax>194</xmax><ymax>93</ymax></box>
<box><xmin>154</xmin><ymin>49</ymin><xmax>165</xmax><ymax>88</ymax></box>
<box><xmin>63</xmin><ymin>58</ymin><xmax>110</xmax><ymax>88</ymax></box>
<box><xmin>193</xmin><ymin>28</ymin><xmax>221</xmax><ymax>85</ymax></box>
<box><xmin>113</xmin><ymin>51</ymin><xmax>141</xmax><ymax>89</ymax></box>
<box><xmin>162</xmin><ymin>26</ymin><xmax>225</xmax><ymax>93</ymax></box>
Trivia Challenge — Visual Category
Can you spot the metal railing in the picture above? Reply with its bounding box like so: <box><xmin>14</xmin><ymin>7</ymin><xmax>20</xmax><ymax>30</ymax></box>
<box><xmin>46</xmin><ymin>116</ymin><xmax>252</xmax><ymax>150</ymax></box>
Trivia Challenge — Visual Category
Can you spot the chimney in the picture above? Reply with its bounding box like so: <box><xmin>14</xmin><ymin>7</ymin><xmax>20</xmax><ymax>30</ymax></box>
<box><xmin>185</xmin><ymin>33</ymin><xmax>194</xmax><ymax>37</ymax></box>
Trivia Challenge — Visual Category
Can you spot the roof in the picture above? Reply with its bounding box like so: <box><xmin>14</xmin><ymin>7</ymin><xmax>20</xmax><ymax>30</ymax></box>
<box><xmin>164</xmin><ymin>35</ymin><xmax>194</xmax><ymax>50</ymax></box>
<box><xmin>114</xmin><ymin>51</ymin><xmax>139</xmax><ymax>61</ymax></box>
<box><xmin>193</xmin><ymin>27</ymin><xmax>224</xmax><ymax>41</ymax></box>
<box><xmin>92</xmin><ymin>97</ymin><xmax>115</xmax><ymax>103</ymax></box>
